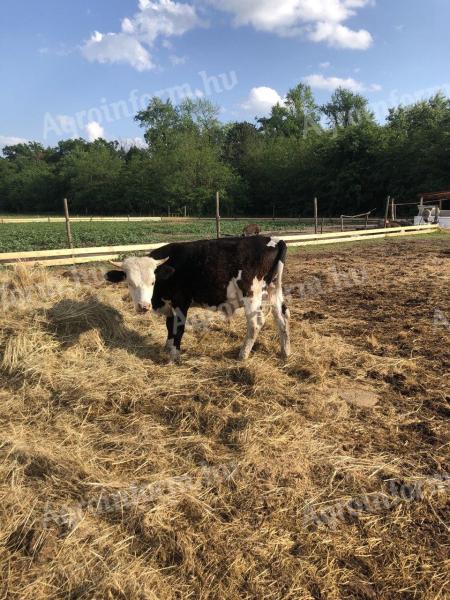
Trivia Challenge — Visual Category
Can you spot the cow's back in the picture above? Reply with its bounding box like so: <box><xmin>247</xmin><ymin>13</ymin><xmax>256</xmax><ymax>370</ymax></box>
<box><xmin>150</xmin><ymin>236</ymin><xmax>285</xmax><ymax>309</ymax></box>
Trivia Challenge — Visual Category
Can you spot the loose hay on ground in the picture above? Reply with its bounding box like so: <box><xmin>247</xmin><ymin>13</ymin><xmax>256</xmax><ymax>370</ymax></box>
<box><xmin>0</xmin><ymin>238</ymin><xmax>449</xmax><ymax>600</ymax></box>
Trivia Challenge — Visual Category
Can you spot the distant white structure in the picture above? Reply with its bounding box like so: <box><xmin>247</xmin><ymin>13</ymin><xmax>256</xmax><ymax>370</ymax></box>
<box><xmin>415</xmin><ymin>193</ymin><xmax>450</xmax><ymax>229</ymax></box>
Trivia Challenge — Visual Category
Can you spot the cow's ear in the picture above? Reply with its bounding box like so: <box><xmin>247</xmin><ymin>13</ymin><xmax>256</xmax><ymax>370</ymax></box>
<box><xmin>105</xmin><ymin>270</ymin><xmax>126</xmax><ymax>284</ymax></box>
<box><xmin>156</xmin><ymin>265</ymin><xmax>175</xmax><ymax>281</ymax></box>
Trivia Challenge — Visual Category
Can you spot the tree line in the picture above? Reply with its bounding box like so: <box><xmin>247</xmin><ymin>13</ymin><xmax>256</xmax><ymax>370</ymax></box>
<box><xmin>1</xmin><ymin>85</ymin><xmax>449</xmax><ymax>217</ymax></box>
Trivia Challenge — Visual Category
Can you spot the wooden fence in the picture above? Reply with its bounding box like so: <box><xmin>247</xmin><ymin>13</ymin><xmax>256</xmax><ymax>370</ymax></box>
<box><xmin>0</xmin><ymin>224</ymin><xmax>439</xmax><ymax>268</ymax></box>
<box><xmin>0</xmin><ymin>216</ymin><xmax>382</xmax><ymax>225</ymax></box>
<box><xmin>0</xmin><ymin>216</ymin><xmax>163</xmax><ymax>224</ymax></box>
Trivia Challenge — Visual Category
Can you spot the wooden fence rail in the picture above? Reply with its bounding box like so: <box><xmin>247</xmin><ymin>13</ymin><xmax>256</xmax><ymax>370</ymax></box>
<box><xmin>0</xmin><ymin>224</ymin><xmax>439</xmax><ymax>267</ymax></box>
<box><xmin>0</xmin><ymin>216</ymin><xmax>163</xmax><ymax>224</ymax></box>
<box><xmin>1</xmin><ymin>216</ymin><xmax>385</xmax><ymax>225</ymax></box>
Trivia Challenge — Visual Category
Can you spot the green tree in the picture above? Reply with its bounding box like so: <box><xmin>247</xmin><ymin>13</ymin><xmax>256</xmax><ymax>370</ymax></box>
<box><xmin>0</xmin><ymin>142</ymin><xmax>58</xmax><ymax>212</ymax></box>
<box><xmin>135</xmin><ymin>98</ymin><xmax>181</xmax><ymax>152</ymax></box>
<box><xmin>384</xmin><ymin>93</ymin><xmax>450</xmax><ymax>201</ymax></box>
<box><xmin>135</xmin><ymin>97</ymin><xmax>239</xmax><ymax>215</ymax></box>
<box><xmin>321</xmin><ymin>87</ymin><xmax>373</xmax><ymax>128</ymax></box>
<box><xmin>259</xmin><ymin>83</ymin><xmax>321</xmax><ymax>137</ymax></box>
<box><xmin>59</xmin><ymin>140</ymin><xmax>124</xmax><ymax>214</ymax></box>
<box><xmin>2</xmin><ymin>85</ymin><xmax>450</xmax><ymax>220</ymax></box>
<box><xmin>222</xmin><ymin>122</ymin><xmax>259</xmax><ymax>171</ymax></box>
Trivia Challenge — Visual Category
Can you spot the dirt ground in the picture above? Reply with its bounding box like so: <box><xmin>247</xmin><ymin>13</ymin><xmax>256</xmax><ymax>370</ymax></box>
<box><xmin>0</xmin><ymin>235</ymin><xmax>448</xmax><ymax>599</ymax></box>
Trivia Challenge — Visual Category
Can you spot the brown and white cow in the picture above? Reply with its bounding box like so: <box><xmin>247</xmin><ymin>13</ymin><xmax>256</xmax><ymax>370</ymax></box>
<box><xmin>105</xmin><ymin>236</ymin><xmax>290</xmax><ymax>363</ymax></box>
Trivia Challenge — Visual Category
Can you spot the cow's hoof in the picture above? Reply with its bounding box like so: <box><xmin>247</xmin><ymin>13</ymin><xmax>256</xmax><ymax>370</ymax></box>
<box><xmin>168</xmin><ymin>349</ymin><xmax>181</xmax><ymax>365</ymax></box>
<box><xmin>281</xmin><ymin>346</ymin><xmax>291</xmax><ymax>359</ymax></box>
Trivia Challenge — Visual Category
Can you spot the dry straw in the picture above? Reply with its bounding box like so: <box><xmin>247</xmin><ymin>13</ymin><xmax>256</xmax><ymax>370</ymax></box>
<box><xmin>0</xmin><ymin>240</ymin><xmax>449</xmax><ymax>599</ymax></box>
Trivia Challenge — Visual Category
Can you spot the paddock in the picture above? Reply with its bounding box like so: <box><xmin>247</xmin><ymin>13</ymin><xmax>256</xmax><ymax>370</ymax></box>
<box><xmin>0</xmin><ymin>234</ymin><xmax>448</xmax><ymax>599</ymax></box>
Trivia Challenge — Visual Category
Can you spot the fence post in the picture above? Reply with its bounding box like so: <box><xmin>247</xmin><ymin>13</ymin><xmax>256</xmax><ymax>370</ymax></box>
<box><xmin>384</xmin><ymin>196</ymin><xmax>391</xmax><ymax>228</ymax></box>
<box><xmin>63</xmin><ymin>198</ymin><xmax>73</xmax><ymax>249</ymax></box>
<box><xmin>215</xmin><ymin>191</ymin><xmax>221</xmax><ymax>239</ymax></box>
<box><xmin>365</xmin><ymin>213</ymin><xmax>369</xmax><ymax>229</ymax></box>
<box><xmin>391</xmin><ymin>198</ymin><xmax>395</xmax><ymax>221</ymax></box>
<box><xmin>314</xmin><ymin>197</ymin><xmax>318</xmax><ymax>234</ymax></box>
<box><xmin>184</xmin><ymin>205</ymin><xmax>187</xmax><ymax>218</ymax></box>
<box><xmin>340</xmin><ymin>216</ymin><xmax>344</xmax><ymax>232</ymax></box>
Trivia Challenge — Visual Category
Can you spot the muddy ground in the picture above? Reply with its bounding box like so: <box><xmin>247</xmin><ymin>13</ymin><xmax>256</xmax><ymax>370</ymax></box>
<box><xmin>287</xmin><ymin>235</ymin><xmax>449</xmax><ymax>402</ymax></box>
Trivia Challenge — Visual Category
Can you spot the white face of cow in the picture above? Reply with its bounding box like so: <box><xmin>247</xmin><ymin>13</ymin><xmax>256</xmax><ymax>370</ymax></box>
<box><xmin>106</xmin><ymin>256</ymin><xmax>168</xmax><ymax>314</ymax></box>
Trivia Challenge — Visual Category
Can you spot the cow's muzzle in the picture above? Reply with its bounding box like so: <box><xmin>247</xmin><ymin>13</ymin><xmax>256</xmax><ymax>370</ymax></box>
<box><xmin>137</xmin><ymin>303</ymin><xmax>151</xmax><ymax>314</ymax></box>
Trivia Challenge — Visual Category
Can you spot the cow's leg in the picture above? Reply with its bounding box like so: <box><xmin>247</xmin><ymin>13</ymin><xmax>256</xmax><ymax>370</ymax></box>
<box><xmin>239</xmin><ymin>286</ymin><xmax>265</xmax><ymax>360</ymax></box>
<box><xmin>271</xmin><ymin>298</ymin><xmax>291</xmax><ymax>359</ymax></box>
<box><xmin>269</xmin><ymin>281</ymin><xmax>290</xmax><ymax>359</ymax></box>
<box><xmin>165</xmin><ymin>305</ymin><xmax>189</xmax><ymax>364</ymax></box>
<box><xmin>165</xmin><ymin>316</ymin><xmax>176</xmax><ymax>354</ymax></box>
<box><xmin>268</xmin><ymin>259</ymin><xmax>291</xmax><ymax>359</ymax></box>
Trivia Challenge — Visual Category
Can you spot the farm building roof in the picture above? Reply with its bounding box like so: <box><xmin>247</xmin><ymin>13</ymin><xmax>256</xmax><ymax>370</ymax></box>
<box><xmin>420</xmin><ymin>191</ymin><xmax>450</xmax><ymax>200</ymax></box>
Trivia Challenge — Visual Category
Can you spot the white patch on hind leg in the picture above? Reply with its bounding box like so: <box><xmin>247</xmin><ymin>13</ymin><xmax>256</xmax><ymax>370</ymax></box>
<box><xmin>272</xmin><ymin>300</ymin><xmax>290</xmax><ymax>359</ymax></box>
<box><xmin>269</xmin><ymin>260</ymin><xmax>290</xmax><ymax>358</ymax></box>
<box><xmin>239</xmin><ymin>277</ymin><xmax>266</xmax><ymax>360</ymax></box>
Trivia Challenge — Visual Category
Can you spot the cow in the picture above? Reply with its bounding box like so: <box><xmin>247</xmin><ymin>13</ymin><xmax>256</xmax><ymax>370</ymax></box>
<box><xmin>105</xmin><ymin>236</ymin><xmax>290</xmax><ymax>364</ymax></box>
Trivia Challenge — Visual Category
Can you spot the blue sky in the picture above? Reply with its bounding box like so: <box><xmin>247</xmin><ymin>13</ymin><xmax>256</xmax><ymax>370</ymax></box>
<box><xmin>1</xmin><ymin>0</ymin><xmax>449</xmax><ymax>149</ymax></box>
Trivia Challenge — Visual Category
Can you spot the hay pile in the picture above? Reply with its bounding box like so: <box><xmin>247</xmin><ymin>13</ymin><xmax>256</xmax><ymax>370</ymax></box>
<box><xmin>0</xmin><ymin>254</ymin><xmax>448</xmax><ymax>600</ymax></box>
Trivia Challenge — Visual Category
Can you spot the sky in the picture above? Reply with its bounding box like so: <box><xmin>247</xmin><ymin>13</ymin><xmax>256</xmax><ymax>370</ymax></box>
<box><xmin>1</xmin><ymin>0</ymin><xmax>449</xmax><ymax>149</ymax></box>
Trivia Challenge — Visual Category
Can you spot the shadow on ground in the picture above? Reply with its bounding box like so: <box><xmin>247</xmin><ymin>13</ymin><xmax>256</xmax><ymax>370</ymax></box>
<box><xmin>45</xmin><ymin>297</ymin><xmax>164</xmax><ymax>362</ymax></box>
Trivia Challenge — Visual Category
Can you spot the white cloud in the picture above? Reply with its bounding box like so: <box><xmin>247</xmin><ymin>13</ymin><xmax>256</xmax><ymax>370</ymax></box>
<box><xmin>205</xmin><ymin>0</ymin><xmax>374</xmax><ymax>49</ymax></box>
<box><xmin>82</xmin><ymin>1</ymin><xmax>374</xmax><ymax>71</ymax></box>
<box><xmin>304</xmin><ymin>73</ymin><xmax>381</xmax><ymax>92</ymax></box>
<box><xmin>85</xmin><ymin>121</ymin><xmax>105</xmax><ymax>141</ymax></box>
<box><xmin>319</xmin><ymin>61</ymin><xmax>331</xmax><ymax>69</ymax></box>
<box><xmin>309</xmin><ymin>22</ymin><xmax>372</xmax><ymax>50</ymax></box>
<box><xmin>82</xmin><ymin>31</ymin><xmax>153</xmax><ymax>71</ymax></box>
<box><xmin>81</xmin><ymin>0</ymin><xmax>204</xmax><ymax>71</ymax></box>
<box><xmin>0</xmin><ymin>135</ymin><xmax>28</xmax><ymax>151</ymax></box>
<box><xmin>241</xmin><ymin>86</ymin><xmax>284</xmax><ymax>115</ymax></box>
<box><xmin>130</xmin><ymin>0</ymin><xmax>203</xmax><ymax>44</ymax></box>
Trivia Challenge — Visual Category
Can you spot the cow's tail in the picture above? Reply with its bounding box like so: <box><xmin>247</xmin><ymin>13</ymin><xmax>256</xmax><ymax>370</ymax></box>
<box><xmin>265</xmin><ymin>239</ymin><xmax>287</xmax><ymax>288</ymax></box>
<box><xmin>266</xmin><ymin>241</ymin><xmax>289</xmax><ymax>316</ymax></box>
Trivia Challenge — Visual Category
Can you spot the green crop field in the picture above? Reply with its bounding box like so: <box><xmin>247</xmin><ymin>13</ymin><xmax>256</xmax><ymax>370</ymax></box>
<box><xmin>0</xmin><ymin>220</ymin><xmax>305</xmax><ymax>253</ymax></box>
